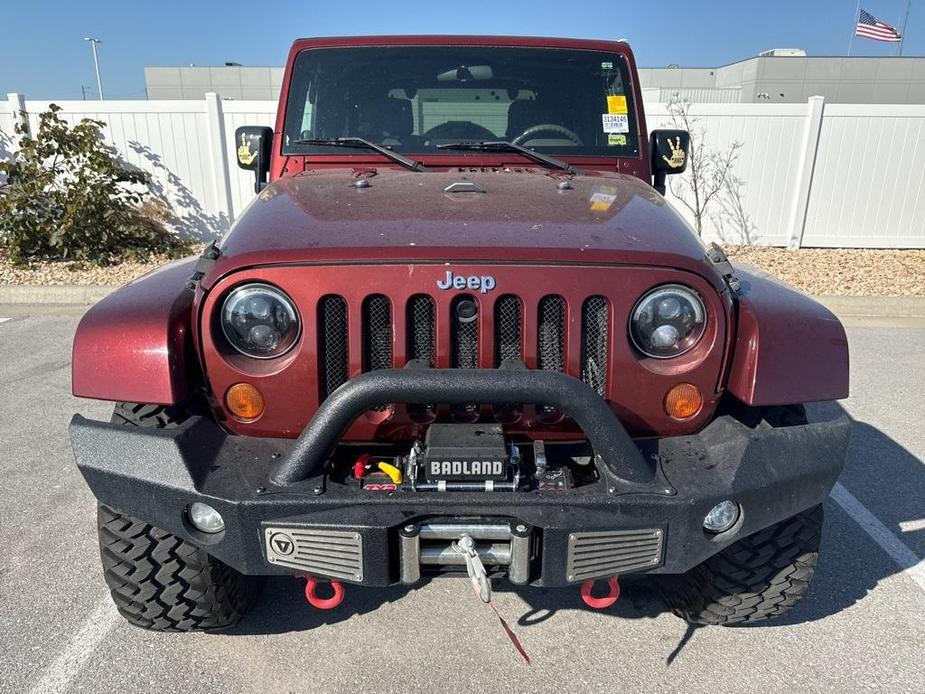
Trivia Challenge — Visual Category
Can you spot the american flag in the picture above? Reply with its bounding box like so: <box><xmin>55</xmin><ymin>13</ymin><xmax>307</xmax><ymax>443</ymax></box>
<box><xmin>855</xmin><ymin>9</ymin><xmax>903</xmax><ymax>42</ymax></box>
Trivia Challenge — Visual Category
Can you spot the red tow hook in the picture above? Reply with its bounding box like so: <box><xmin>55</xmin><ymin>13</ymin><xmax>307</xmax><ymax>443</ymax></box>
<box><xmin>300</xmin><ymin>575</ymin><xmax>346</xmax><ymax>610</ymax></box>
<box><xmin>580</xmin><ymin>576</ymin><xmax>621</xmax><ymax>609</ymax></box>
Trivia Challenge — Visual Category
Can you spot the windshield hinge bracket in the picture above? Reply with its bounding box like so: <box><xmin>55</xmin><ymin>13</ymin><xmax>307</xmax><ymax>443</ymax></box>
<box><xmin>706</xmin><ymin>242</ymin><xmax>741</xmax><ymax>293</ymax></box>
<box><xmin>186</xmin><ymin>240</ymin><xmax>221</xmax><ymax>291</ymax></box>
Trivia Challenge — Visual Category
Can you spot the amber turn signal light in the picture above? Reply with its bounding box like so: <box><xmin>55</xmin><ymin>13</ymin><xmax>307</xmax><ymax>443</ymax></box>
<box><xmin>664</xmin><ymin>383</ymin><xmax>703</xmax><ymax>420</ymax></box>
<box><xmin>226</xmin><ymin>383</ymin><xmax>265</xmax><ymax>421</ymax></box>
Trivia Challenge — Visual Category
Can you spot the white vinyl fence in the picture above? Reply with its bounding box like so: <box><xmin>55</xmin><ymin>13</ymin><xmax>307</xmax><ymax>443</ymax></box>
<box><xmin>2</xmin><ymin>92</ymin><xmax>924</xmax><ymax>248</ymax></box>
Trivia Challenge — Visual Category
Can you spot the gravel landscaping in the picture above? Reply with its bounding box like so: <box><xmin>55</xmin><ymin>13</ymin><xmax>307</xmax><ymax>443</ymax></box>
<box><xmin>1</xmin><ymin>246</ymin><xmax>924</xmax><ymax>297</ymax></box>
<box><xmin>724</xmin><ymin>246</ymin><xmax>925</xmax><ymax>297</ymax></box>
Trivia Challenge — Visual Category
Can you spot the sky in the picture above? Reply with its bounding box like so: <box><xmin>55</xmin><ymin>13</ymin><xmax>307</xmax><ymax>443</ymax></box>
<box><xmin>1</xmin><ymin>0</ymin><xmax>920</xmax><ymax>99</ymax></box>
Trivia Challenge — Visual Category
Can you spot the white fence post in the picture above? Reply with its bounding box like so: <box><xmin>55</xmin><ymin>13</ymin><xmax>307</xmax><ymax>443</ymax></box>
<box><xmin>786</xmin><ymin>96</ymin><xmax>826</xmax><ymax>250</ymax></box>
<box><xmin>204</xmin><ymin>92</ymin><xmax>235</xmax><ymax>222</ymax></box>
<box><xmin>7</xmin><ymin>92</ymin><xmax>28</xmax><ymax>136</ymax></box>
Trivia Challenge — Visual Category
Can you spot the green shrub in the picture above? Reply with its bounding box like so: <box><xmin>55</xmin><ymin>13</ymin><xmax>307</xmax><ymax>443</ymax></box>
<box><xmin>0</xmin><ymin>104</ymin><xmax>191</xmax><ymax>266</ymax></box>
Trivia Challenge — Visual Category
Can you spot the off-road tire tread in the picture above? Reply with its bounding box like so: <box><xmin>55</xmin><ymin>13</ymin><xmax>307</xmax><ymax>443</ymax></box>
<box><xmin>654</xmin><ymin>505</ymin><xmax>822</xmax><ymax>625</ymax></box>
<box><xmin>111</xmin><ymin>402</ymin><xmax>188</xmax><ymax>429</ymax></box>
<box><xmin>98</xmin><ymin>504</ymin><xmax>259</xmax><ymax>631</ymax></box>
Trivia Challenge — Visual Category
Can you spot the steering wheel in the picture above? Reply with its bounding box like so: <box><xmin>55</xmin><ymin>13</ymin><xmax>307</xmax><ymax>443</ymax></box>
<box><xmin>424</xmin><ymin>121</ymin><xmax>497</xmax><ymax>142</ymax></box>
<box><xmin>512</xmin><ymin>123</ymin><xmax>583</xmax><ymax>146</ymax></box>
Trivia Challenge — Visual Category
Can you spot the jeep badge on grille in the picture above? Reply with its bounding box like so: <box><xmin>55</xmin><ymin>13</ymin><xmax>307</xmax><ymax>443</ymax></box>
<box><xmin>437</xmin><ymin>270</ymin><xmax>496</xmax><ymax>294</ymax></box>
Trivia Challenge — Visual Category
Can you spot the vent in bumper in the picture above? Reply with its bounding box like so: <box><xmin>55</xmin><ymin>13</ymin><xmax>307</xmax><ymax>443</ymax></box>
<box><xmin>264</xmin><ymin>527</ymin><xmax>363</xmax><ymax>582</ymax></box>
<box><xmin>566</xmin><ymin>529</ymin><xmax>663</xmax><ymax>582</ymax></box>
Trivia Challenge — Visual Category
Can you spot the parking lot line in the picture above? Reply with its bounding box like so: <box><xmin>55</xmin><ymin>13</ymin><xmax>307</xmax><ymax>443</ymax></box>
<box><xmin>27</xmin><ymin>597</ymin><xmax>119</xmax><ymax>694</ymax></box>
<box><xmin>0</xmin><ymin>317</ymin><xmax>10</xmax><ymax>323</ymax></box>
<box><xmin>831</xmin><ymin>481</ymin><xmax>925</xmax><ymax>594</ymax></box>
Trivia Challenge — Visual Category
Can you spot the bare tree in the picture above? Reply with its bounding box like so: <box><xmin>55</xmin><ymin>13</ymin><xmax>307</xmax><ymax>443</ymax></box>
<box><xmin>713</xmin><ymin>174</ymin><xmax>757</xmax><ymax>245</ymax></box>
<box><xmin>665</xmin><ymin>96</ymin><xmax>742</xmax><ymax>237</ymax></box>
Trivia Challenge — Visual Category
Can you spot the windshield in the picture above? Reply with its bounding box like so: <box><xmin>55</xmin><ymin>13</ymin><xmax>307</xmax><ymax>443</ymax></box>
<box><xmin>282</xmin><ymin>45</ymin><xmax>639</xmax><ymax>158</ymax></box>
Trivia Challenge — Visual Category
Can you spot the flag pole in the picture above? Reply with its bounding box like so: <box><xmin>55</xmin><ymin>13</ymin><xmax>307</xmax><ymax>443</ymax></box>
<box><xmin>897</xmin><ymin>0</ymin><xmax>912</xmax><ymax>55</ymax></box>
<box><xmin>849</xmin><ymin>0</ymin><xmax>861</xmax><ymax>54</ymax></box>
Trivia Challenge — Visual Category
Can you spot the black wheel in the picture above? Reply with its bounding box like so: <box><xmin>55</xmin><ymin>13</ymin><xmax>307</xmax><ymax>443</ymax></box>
<box><xmin>99</xmin><ymin>400</ymin><xmax>260</xmax><ymax>631</ymax></box>
<box><xmin>654</xmin><ymin>505</ymin><xmax>823</xmax><ymax>625</ymax></box>
<box><xmin>98</xmin><ymin>504</ymin><xmax>260</xmax><ymax>631</ymax></box>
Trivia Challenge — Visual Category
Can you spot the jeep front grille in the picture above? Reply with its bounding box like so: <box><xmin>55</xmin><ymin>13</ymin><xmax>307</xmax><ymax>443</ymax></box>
<box><xmin>319</xmin><ymin>295</ymin><xmax>349</xmax><ymax>400</ymax></box>
<box><xmin>315</xmin><ymin>293</ymin><xmax>614</xmax><ymax>411</ymax></box>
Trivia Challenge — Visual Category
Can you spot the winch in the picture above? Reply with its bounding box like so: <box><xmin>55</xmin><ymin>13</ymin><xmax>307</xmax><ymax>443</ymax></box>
<box><xmin>410</xmin><ymin>423</ymin><xmax>522</xmax><ymax>492</ymax></box>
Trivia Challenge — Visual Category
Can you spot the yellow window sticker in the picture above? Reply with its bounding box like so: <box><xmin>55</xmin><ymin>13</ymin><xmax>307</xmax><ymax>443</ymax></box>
<box><xmin>607</xmin><ymin>133</ymin><xmax>627</xmax><ymax>146</ymax></box>
<box><xmin>606</xmin><ymin>95</ymin><xmax>628</xmax><ymax>115</ymax></box>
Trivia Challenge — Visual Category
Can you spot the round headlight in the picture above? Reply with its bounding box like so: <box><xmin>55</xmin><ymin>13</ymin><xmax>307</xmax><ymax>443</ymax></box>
<box><xmin>630</xmin><ymin>284</ymin><xmax>706</xmax><ymax>359</ymax></box>
<box><xmin>221</xmin><ymin>283</ymin><xmax>300</xmax><ymax>359</ymax></box>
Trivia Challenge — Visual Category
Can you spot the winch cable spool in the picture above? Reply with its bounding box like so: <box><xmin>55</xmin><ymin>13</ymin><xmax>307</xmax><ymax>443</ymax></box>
<box><xmin>579</xmin><ymin>576</ymin><xmax>621</xmax><ymax>609</ymax></box>
<box><xmin>300</xmin><ymin>575</ymin><xmax>346</xmax><ymax>610</ymax></box>
<box><xmin>453</xmin><ymin>535</ymin><xmax>531</xmax><ymax>665</ymax></box>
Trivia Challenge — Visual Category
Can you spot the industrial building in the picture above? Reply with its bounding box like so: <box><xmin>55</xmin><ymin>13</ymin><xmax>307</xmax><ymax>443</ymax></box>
<box><xmin>144</xmin><ymin>52</ymin><xmax>925</xmax><ymax>104</ymax></box>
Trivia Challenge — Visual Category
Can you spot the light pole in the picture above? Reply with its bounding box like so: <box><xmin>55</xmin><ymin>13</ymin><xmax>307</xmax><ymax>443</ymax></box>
<box><xmin>83</xmin><ymin>37</ymin><xmax>104</xmax><ymax>100</ymax></box>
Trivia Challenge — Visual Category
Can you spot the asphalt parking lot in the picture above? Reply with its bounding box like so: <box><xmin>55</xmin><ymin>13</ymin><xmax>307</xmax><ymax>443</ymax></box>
<box><xmin>1</xmin><ymin>306</ymin><xmax>923</xmax><ymax>694</ymax></box>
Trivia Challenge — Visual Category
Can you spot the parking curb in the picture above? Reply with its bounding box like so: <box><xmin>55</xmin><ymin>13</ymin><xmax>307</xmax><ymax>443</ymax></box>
<box><xmin>0</xmin><ymin>285</ymin><xmax>115</xmax><ymax>305</ymax></box>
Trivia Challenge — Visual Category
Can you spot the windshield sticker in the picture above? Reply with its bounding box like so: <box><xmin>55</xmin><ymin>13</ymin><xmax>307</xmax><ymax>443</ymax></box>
<box><xmin>601</xmin><ymin>61</ymin><xmax>613</xmax><ymax>70</ymax></box>
<box><xmin>602</xmin><ymin>114</ymin><xmax>629</xmax><ymax>134</ymax></box>
<box><xmin>590</xmin><ymin>186</ymin><xmax>619</xmax><ymax>212</ymax></box>
<box><xmin>607</xmin><ymin>133</ymin><xmax>628</xmax><ymax>146</ymax></box>
<box><xmin>606</xmin><ymin>95</ymin><xmax>628</xmax><ymax>115</ymax></box>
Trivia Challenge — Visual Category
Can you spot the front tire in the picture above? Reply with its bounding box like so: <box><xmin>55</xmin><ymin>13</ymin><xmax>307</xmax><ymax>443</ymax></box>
<box><xmin>98</xmin><ymin>400</ymin><xmax>260</xmax><ymax>631</ymax></box>
<box><xmin>98</xmin><ymin>504</ymin><xmax>260</xmax><ymax>631</ymax></box>
<box><xmin>654</xmin><ymin>505</ymin><xmax>823</xmax><ymax>625</ymax></box>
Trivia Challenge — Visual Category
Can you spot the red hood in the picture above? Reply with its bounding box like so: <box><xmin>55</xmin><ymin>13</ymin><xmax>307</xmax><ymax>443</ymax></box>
<box><xmin>204</xmin><ymin>168</ymin><xmax>718</xmax><ymax>289</ymax></box>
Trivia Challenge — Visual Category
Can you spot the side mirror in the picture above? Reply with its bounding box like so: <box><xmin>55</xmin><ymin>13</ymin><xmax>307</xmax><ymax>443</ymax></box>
<box><xmin>235</xmin><ymin>126</ymin><xmax>273</xmax><ymax>193</ymax></box>
<box><xmin>650</xmin><ymin>129</ymin><xmax>690</xmax><ymax>195</ymax></box>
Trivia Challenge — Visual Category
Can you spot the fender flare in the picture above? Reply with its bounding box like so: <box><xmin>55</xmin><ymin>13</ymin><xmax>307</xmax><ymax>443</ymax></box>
<box><xmin>727</xmin><ymin>265</ymin><xmax>849</xmax><ymax>406</ymax></box>
<box><xmin>72</xmin><ymin>258</ymin><xmax>200</xmax><ymax>405</ymax></box>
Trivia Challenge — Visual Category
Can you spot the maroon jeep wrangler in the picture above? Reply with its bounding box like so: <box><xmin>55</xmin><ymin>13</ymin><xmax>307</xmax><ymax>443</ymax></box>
<box><xmin>70</xmin><ymin>36</ymin><xmax>850</xmax><ymax>633</ymax></box>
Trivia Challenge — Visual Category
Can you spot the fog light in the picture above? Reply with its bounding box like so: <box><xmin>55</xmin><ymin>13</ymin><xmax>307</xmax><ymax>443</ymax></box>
<box><xmin>188</xmin><ymin>502</ymin><xmax>225</xmax><ymax>534</ymax></box>
<box><xmin>703</xmin><ymin>500</ymin><xmax>739</xmax><ymax>533</ymax></box>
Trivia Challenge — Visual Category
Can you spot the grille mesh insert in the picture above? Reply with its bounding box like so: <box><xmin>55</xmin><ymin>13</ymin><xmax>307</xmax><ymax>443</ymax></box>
<box><xmin>319</xmin><ymin>295</ymin><xmax>349</xmax><ymax>400</ymax></box>
<box><xmin>581</xmin><ymin>296</ymin><xmax>610</xmax><ymax>397</ymax></box>
<box><xmin>452</xmin><ymin>296</ymin><xmax>479</xmax><ymax>416</ymax></box>
<box><xmin>407</xmin><ymin>295</ymin><xmax>436</xmax><ymax>367</ymax></box>
<box><xmin>495</xmin><ymin>295</ymin><xmax>522</xmax><ymax>365</ymax></box>
<box><xmin>363</xmin><ymin>295</ymin><xmax>392</xmax><ymax>411</ymax></box>
<box><xmin>537</xmin><ymin>295</ymin><xmax>566</xmax><ymax>414</ymax></box>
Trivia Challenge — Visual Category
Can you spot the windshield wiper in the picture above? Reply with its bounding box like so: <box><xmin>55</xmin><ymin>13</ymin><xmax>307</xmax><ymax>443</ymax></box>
<box><xmin>436</xmin><ymin>141</ymin><xmax>575</xmax><ymax>173</ymax></box>
<box><xmin>294</xmin><ymin>137</ymin><xmax>425</xmax><ymax>171</ymax></box>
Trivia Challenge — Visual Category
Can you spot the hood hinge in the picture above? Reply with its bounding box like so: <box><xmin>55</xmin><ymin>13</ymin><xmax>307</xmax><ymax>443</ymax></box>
<box><xmin>706</xmin><ymin>242</ymin><xmax>741</xmax><ymax>293</ymax></box>
<box><xmin>186</xmin><ymin>240</ymin><xmax>221</xmax><ymax>291</ymax></box>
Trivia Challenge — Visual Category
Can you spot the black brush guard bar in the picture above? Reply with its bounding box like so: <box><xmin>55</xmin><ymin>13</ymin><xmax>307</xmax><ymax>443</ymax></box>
<box><xmin>270</xmin><ymin>368</ymin><xmax>662</xmax><ymax>490</ymax></box>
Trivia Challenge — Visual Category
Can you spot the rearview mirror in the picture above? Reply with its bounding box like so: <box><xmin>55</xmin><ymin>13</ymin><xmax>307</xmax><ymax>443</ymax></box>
<box><xmin>650</xmin><ymin>129</ymin><xmax>690</xmax><ymax>195</ymax></box>
<box><xmin>235</xmin><ymin>126</ymin><xmax>273</xmax><ymax>193</ymax></box>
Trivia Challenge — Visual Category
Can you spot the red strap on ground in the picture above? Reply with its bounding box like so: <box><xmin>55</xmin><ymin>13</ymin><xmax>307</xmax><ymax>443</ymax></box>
<box><xmin>487</xmin><ymin>601</ymin><xmax>532</xmax><ymax>665</ymax></box>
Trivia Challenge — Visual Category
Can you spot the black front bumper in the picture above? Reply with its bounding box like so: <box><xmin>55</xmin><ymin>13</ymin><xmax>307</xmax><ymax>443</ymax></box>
<box><xmin>70</xmin><ymin>399</ymin><xmax>850</xmax><ymax>588</ymax></box>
